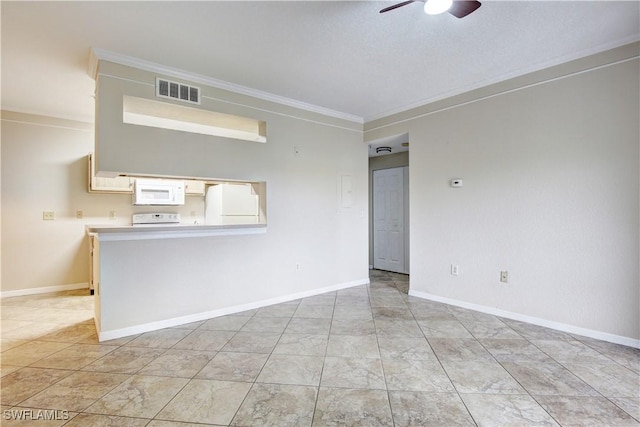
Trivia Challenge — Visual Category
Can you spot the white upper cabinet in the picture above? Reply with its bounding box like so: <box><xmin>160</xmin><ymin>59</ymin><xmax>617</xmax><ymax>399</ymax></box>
<box><xmin>184</xmin><ymin>180</ymin><xmax>206</xmax><ymax>196</ymax></box>
<box><xmin>88</xmin><ymin>154</ymin><xmax>134</xmax><ymax>193</ymax></box>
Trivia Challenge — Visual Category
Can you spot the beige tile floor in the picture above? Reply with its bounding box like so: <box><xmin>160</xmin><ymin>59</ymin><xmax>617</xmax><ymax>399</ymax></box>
<box><xmin>1</xmin><ymin>270</ymin><xmax>639</xmax><ymax>426</ymax></box>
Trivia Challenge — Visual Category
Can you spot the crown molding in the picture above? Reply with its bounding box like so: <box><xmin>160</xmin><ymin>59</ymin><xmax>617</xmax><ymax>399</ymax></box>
<box><xmin>364</xmin><ymin>38</ymin><xmax>640</xmax><ymax>124</ymax></box>
<box><xmin>89</xmin><ymin>48</ymin><xmax>363</xmax><ymax>124</ymax></box>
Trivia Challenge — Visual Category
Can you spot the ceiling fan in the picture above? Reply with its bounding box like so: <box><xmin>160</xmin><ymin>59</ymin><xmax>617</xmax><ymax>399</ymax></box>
<box><xmin>380</xmin><ymin>0</ymin><xmax>481</xmax><ymax>18</ymax></box>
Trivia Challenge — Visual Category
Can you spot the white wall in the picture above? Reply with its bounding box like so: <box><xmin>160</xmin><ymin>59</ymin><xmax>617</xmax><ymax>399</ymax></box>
<box><xmin>93</xmin><ymin>60</ymin><xmax>364</xmax><ymax>182</ymax></box>
<box><xmin>365</xmin><ymin>44</ymin><xmax>639</xmax><ymax>343</ymax></box>
<box><xmin>0</xmin><ymin>112</ymin><xmax>207</xmax><ymax>294</ymax></box>
<box><xmin>2</xmin><ymin>113</ymin><xmax>94</xmax><ymax>292</ymax></box>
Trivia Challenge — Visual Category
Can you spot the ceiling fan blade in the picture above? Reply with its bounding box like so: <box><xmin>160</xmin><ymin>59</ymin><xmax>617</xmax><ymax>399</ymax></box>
<box><xmin>448</xmin><ymin>1</ymin><xmax>481</xmax><ymax>18</ymax></box>
<box><xmin>379</xmin><ymin>1</ymin><xmax>415</xmax><ymax>14</ymax></box>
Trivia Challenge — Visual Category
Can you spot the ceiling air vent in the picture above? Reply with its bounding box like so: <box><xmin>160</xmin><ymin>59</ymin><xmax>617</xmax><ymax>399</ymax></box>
<box><xmin>156</xmin><ymin>77</ymin><xmax>200</xmax><ymax>105</ymax></box>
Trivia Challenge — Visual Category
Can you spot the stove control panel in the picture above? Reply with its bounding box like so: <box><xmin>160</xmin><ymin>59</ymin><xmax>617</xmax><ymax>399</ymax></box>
<box><xmin>132</xmin><ymin>213</ymin><xmax>181</xmax><ymax>224</ymax></box>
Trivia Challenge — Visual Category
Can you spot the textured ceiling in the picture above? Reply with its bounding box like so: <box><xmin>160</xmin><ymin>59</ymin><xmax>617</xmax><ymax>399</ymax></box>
<box><xmin>1</xmin><ymin>1</ymin><xmax>639</xmax><ymax>124</ymax></box>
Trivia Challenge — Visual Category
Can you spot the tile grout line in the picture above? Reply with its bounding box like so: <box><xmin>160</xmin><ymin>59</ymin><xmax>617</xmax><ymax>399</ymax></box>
<box><xmin>525</xmin><ymin>337</ymin><xmax>640</xmax><ymax>424</ymax></box>
<box><xmin>2</xmin><ymin>279</ymin><xmax>639</xmax><ymax>425</ymax></box>
<box><xmin>369</xmin><ymin>277</ymin><xmax>396</xmax><ymax>426</ymax></box>
<box><xmin>309</xmin><ymin>292</ymin><xmax>337</xmax><ymax>427</ymax></box>
<box><xmin>408</xmin><ymin>284</ymin><xmax>481</xmax><ymax>427</ymax></box>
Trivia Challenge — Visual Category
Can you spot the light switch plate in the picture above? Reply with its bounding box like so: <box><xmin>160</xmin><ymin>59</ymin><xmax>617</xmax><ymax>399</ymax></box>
<box><xmin>500</xmin><ymin>270</ymin><xmax>509</xmax><ymax>283</ymax></box>
<box><xmin>451</xmin><ymin>264</ymin><xmax>459</xmax><ymax>276</ymax></box>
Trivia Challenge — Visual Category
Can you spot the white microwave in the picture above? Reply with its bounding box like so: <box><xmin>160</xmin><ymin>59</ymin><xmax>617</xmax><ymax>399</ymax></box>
<box><xmin>133</xmin><ymin>178</ymin><xmax>185</xmax><ymax>206</ymax></box>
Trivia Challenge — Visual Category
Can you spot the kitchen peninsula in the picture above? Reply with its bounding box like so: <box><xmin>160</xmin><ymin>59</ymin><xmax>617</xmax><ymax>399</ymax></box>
<box><xmin>88</xmin><ymin>223</ymin><xmax>272</xmax><ymax>341</ymax></box>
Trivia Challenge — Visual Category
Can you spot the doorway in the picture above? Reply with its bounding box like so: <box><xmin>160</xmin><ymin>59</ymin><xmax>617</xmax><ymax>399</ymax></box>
<box><xmin>372</xmin><ymin>166</ymin><xmax>409</xmax><ymax>274</ymax></box>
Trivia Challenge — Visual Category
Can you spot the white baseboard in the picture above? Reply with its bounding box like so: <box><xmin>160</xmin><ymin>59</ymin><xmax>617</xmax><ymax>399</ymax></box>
<box><xmin>409</xmin><ymin>290</ymin><xmax>640</xmax><ymax>349</ymax></box>
<box><xmin>98</xmin><ymin>277</ymin><xmax>370</xmax><ymax>342</ymax></box>
<box><xmin>1</xmin><ymin>283</ymin><xmax>89</xmax><ymax>299</ymax></box>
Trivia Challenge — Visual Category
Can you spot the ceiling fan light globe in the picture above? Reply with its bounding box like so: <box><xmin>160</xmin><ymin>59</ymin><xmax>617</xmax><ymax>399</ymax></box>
<box><xmin>424</xmin><ymin>0</ymin><xmax>453</xmax><ymax>15</ymax></box>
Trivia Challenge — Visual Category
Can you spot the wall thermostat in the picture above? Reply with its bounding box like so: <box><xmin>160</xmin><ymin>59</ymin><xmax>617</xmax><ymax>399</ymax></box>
<box><xmin>450</xmin><ymin>179</ymin><xmax>463</xmax><ymax>188</ymax></box>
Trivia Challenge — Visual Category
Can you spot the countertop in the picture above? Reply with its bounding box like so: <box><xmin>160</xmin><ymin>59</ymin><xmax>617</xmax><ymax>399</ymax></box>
<box><xmin>87</xmin><ymin>223</ymin><xmax>267</xmax><ymax>241</ymax></box>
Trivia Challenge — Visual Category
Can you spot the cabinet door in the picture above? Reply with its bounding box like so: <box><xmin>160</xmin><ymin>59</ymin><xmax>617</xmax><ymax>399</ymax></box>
<box><xmin>185</xmin><ymin>180</ymin><xmax>205</xmax><ymax>196</ymax></box>
<box><xmin>87</xmin><ymin>154</ymin><xmax>134</xmax><ymax>193</ymax></box>
<box><xmin>90</xmin><ymin>235</ymin><xmax>101</xmax><ymax>331</ymax></box>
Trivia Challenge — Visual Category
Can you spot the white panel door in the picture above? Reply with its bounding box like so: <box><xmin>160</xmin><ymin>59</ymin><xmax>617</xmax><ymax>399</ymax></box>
<box><xmin>373</xmin><ymin>167</ymin><xmax>406</xmax><ymax>273</ymax></box>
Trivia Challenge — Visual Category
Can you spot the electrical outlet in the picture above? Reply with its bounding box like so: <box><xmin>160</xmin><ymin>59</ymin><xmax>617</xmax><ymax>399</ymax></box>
<box><xmin>76</xmin><ymin>210</ymin><xmax>84</xmax><ymax>219</ymax></box>
<box><xmin>500</xmin><ymin>270</ymin><xmax>509</xmax><ymax>283</ymax></box>
<box><xmin>295</xmin><ymin>263</ymin><xmax>301</xmax><ymax>271</ymax></box>
<box><xmin>42</xmin><ymin>211</ymin><xmax>55</xmax><ymax>220</ymax></box>
<box><xmin>450</xmin><ymin>264</ymin><xmax>459</xmax><ymax>276</ymax></box>
<box><xmin>109</xmin><ymin>211</ymin><xmax>117</xmax><ymax>220</ymax></box>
